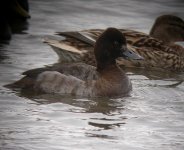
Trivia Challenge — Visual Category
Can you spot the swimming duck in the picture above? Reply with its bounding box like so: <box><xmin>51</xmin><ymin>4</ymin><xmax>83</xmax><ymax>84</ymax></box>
<box><xmin>7</xmin><ymin>28</ymin><xmax>142</xmax><ymax>97</ymax></box>
<box><xmin>44</xmin><ymin>15</ymin><xmax>184</xmax><ymax>71</ymax></box>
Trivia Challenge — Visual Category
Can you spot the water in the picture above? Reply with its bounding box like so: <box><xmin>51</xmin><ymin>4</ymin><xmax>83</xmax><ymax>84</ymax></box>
<box><xmin>0</xmin><ymin>0</ymin><xmax>184</xmax><ymax>149</ymax></box>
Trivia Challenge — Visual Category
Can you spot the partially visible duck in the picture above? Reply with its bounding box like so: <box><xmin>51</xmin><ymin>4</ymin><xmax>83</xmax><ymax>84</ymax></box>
<box><xmin>44</xmin><ymin>15</ymin><xmax>184</xmax><ymax>71</ymax></box>
<box><xmin>150</xmin><ymin>15</ymin><xmax>184</xmax><ymax>44</ymax></box>
<box><xmin>7</xmin><ymin>28</ymin><xmax>142</xmax><ymax>97</ymax></box>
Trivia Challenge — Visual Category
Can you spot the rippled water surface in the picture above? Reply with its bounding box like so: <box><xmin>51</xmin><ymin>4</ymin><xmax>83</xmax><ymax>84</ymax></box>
<box><xmin>0</xmin><ymin>0</ymin><xmax>184</xmax><ymax>150</ymax></box>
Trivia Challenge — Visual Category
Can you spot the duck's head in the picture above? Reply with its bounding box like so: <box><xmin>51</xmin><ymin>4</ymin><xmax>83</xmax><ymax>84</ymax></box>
<box><xmin>94</xmin><ymin>28</ymin><xmax>142</xmax><ymax>70</ymax></box>
<box><xmin>150</xmin><ymin>15</ymin><xmax>184</xmax><ymax>44</ymax></box>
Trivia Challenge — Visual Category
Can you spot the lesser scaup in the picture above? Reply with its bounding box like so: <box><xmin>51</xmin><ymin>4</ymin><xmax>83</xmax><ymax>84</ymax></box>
<box><xmin>7</xmin><ymin>28</ymin><xmax>142</xmax><ymax>97</ymax></box>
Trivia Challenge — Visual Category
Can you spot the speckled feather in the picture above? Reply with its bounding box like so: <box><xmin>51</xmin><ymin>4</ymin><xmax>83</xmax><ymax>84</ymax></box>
<box><xmin>49</xmin><ymin>14</ymin><xmax>184</xmax><ymax>71</ymax></box>
<box><xmin>49</xmin><ymin>28</ymin><xmax>184</xmax><ymax>71</ymax></box>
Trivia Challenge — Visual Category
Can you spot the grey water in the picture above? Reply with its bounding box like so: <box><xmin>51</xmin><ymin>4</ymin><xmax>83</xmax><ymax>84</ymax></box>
<box><xmin>0</xmin><ymin>0</ymin><xmax>184</xmax><ymax>150</ymax></box>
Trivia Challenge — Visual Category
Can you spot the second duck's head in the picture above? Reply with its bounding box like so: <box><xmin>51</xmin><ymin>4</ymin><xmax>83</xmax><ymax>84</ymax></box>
<box><xmin>94</xmin><ymin>27</ymin><xmax>142</xmax><ymax>70</ymax></box>
<box><xmin>150</xmin><ymin>15</ymin><xmax>184</xmax><ymax>44</ymax></box>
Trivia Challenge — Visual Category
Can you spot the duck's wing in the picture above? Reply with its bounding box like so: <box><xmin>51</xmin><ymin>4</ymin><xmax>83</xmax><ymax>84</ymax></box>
<box><xmin>79</xmin><ymin>29</ymin><xmax>183</xmax><ymax>56</ymax></box>
<box><xmin>25</xmin><ymin>63</ymin><xmax>98</xmax><ymax>80</ymax></box>
<box><xmin>47</xmin><ymin>29</ymin><xmax>101</xmax><ymax>63</ymax></box>
<box><xmin>118</xmin><ymin>46</ymin><xmax>184</xmax><ymax>71</ymax></box>
<box><xmin>44</xmin><ymin>29</ymin><xmax>99</xmax><ymax>63</ymax></box>
<box><xmin>132</xmin><ymin>36</ymin><xmax>184</xmax><ymax>56</ymax></box>
<box><xmin>56</xmin><ymin>31</ymin><xmax>96</xmax><ymax>46</ymax></box>
<box><xmin>55</xmin><ymin>28</ymin><xmax>176</xmax><ymax>55</ymax></box>
<box><xmin>6</xmin><ymin>62</ymin><xmax>98</xmax><ymax>89</ymax></box>
<box><xmin>34</xmin><ymin>71</ymin><xmax>85</xmax><ymax>95</ymax></box>
<box><xmin>79</xmin><ymin>29</ymin><xmax>184</xmax><ymax>67</ymax></box>
<box><xmin>57</xmin><ymin>28</ymin><xmax>150</xmax><ymax>45</ymax></box>
<box><xmin>44</xmin><ymin>38</ymin><xmax>96</xmax><ymax>65</ymax></box>
<box><xmin>5</xmin><ymin>64</ymin><xmax>64</xmax><ymax>89</ymax></box>
<box><xmin>45</xmin><ymin>28</ymin><xmax>149</xmax><ymax>64</ymax></box>
<box><xmin>119</xmin><ymin>29</ymin><xmax>150</xmax><ymax>45</ymax></box>
<box><xmin>45</xmin><ymin>29</ymin><xmax>184</xmax><ymax>71</ymax></box>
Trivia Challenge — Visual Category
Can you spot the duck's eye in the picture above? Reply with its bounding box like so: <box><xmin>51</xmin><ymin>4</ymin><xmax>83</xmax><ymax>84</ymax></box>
<box><xmin>114</xmin><ymin>41</ymin><xmax>119</xmax><ymax>47</ymax></box>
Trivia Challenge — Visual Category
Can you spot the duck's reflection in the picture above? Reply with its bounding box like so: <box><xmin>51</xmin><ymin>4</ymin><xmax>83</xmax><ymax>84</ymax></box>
<box><xmin>18</xmin><ymin>90</ymin><xmax>128</xmax><ymax>132</ymax></box>
<box><xmin>17</xmin><ymin>88</ymin><xmax>126</xmax><ymax>114</ymax></box>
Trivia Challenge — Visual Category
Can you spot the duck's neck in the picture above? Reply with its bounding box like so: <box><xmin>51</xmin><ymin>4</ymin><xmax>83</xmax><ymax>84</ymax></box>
<box><xmin>96</xmin><ymin>61</ymin><xmax>125</xmax><ymax>80</ymax></box>
<box><xmin>96</xmin><ymin>60</ymin><xmax>116</xmax><ymax>72</ymax></box>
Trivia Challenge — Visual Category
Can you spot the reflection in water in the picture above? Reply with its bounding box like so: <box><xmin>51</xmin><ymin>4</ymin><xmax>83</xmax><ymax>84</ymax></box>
<box><xmin>17</xmin><ymin>89</ymin><xmax>125</xmax><ymax>114</ymax></box>
<box><xmin>15</xmin><ymin>86</ymin><xmax>128</xmax><ymax>132</ymax></box>
<box><xmin>0</xmin><ymin>43</ymin><xmax>9</xmax><ymax>62</ymax></box>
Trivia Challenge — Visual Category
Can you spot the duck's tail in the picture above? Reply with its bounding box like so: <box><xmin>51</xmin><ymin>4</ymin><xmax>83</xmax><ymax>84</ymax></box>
<box><xmin>44</xmin><ymin>30</ymin><xmax>97</xmax><ymax>63</ymax></box>
<box><xmin>4</xmin><ymin>76</ymin><xmax>35</xmax><ymax>89</ymax></box>
<box><xmin>44</xmin><ymin>38</ymin><xmax>87</xmax><ymax>63</ymax></box>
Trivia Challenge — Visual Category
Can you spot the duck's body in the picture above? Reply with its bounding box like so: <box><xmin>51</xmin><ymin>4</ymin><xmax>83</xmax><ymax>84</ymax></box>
<box><xmin>11</xmin><ymin>62</ymin><xmax>98</xmax><ymax>89</ymax></box>
<box><xmin>45</xmin><ymin>15</ymin><xmax>184</xmax><ymax>71</ymax></box>
<box><xmin>7</xmin><ymin>28</ymin><xmax>141</xmax><ymax>97</ymax></box>
<box><xmin>33</xmin><ymin>64</ymin><xmax>131</xmax><ymax>97</ymax></box>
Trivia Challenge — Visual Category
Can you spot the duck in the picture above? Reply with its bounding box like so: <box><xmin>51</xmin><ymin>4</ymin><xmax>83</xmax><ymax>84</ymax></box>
<box><xmin>44</xmin><ymin>15</ymin><xmax>184</xmax><ymax>71</ymax></box>
<box><xmin>6</xmin><ymin>28</ymin><xmax>142</xmax><ymax>97</ymax></box>
<box><xmin>150</xmin><ymin>15</ymin><xmax>184</xmax><ymax>44</ymax></box>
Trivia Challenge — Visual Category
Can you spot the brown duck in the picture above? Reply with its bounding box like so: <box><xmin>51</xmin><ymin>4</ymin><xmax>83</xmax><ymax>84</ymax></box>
<box><xmin>45</xmin><ymin>15</ymin><xmax>184</xmax><ymax>71</ymax></box>
<box><xmin>6</xmin><ymin>28</ymin><xmax>142</xmax><ymax>97</ymax></box>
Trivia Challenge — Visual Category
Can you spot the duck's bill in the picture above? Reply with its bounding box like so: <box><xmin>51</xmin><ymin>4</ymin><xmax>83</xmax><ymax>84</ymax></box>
<box><xmin>120</xmin><ymin>46</ymin><xmax>143</xmax><ymax>60</ymax></box>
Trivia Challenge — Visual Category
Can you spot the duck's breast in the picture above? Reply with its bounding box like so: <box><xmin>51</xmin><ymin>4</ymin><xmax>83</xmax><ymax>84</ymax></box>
<box><xmin>94</xmin><ymin>69</ymin><xmax>132</xmax><ymax>97</ymax></box>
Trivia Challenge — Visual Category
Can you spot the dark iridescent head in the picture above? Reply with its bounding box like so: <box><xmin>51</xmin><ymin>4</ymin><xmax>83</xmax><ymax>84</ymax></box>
<box><xmin>94</xmin><ymin>28</ymin><xmax>142</xmax><ymax>70</ymax></box>
<box><xmin>150</xmin><ymin>15</ymin><xmax>184</xmax><ymax>44</ymax></box>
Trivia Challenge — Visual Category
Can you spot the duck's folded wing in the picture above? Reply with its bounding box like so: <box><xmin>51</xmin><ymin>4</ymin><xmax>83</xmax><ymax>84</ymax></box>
<box><xmin>56</xmin><ymin>31</ymin><xmax>96</xmax><ymax>46</ymax></box>
<box><xmin>35</xmin><ymin>71</ymin><xmax>84</xmax><ymax>95</ymax></box>
<box><xmin>44</xmin><ymin>30</ymin><xmax>99</xmax><ymax>63</ymax></box>
<box><xmin>23</xmin><ymin>63</ymin><xmax>98</xmax><ymax>81</ymax></box>
<box><xmin>6</xmin><ymin>63</ymin><xmax>98</xmax><ymax>89</ymax></box>
<box><xmin>57</xmin><ymin>28</ymin><xmax>151</xmax><ymax>45</ymax></box>
<box><xmin>46</xmin><ymin>29</ymin><xmax>146</xmax><ymax>64</ymax></box>
<box><xmin>35</xmin><ymin>71</ymin><xmax>96</xmax><ymax>97</ymax></box>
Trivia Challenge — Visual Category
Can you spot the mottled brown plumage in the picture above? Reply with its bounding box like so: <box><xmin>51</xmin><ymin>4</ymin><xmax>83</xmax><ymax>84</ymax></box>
<box><xmin>45</xmin><ymin>15</ymin><xmax>184</xmax><ymax>71</ymax></box>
